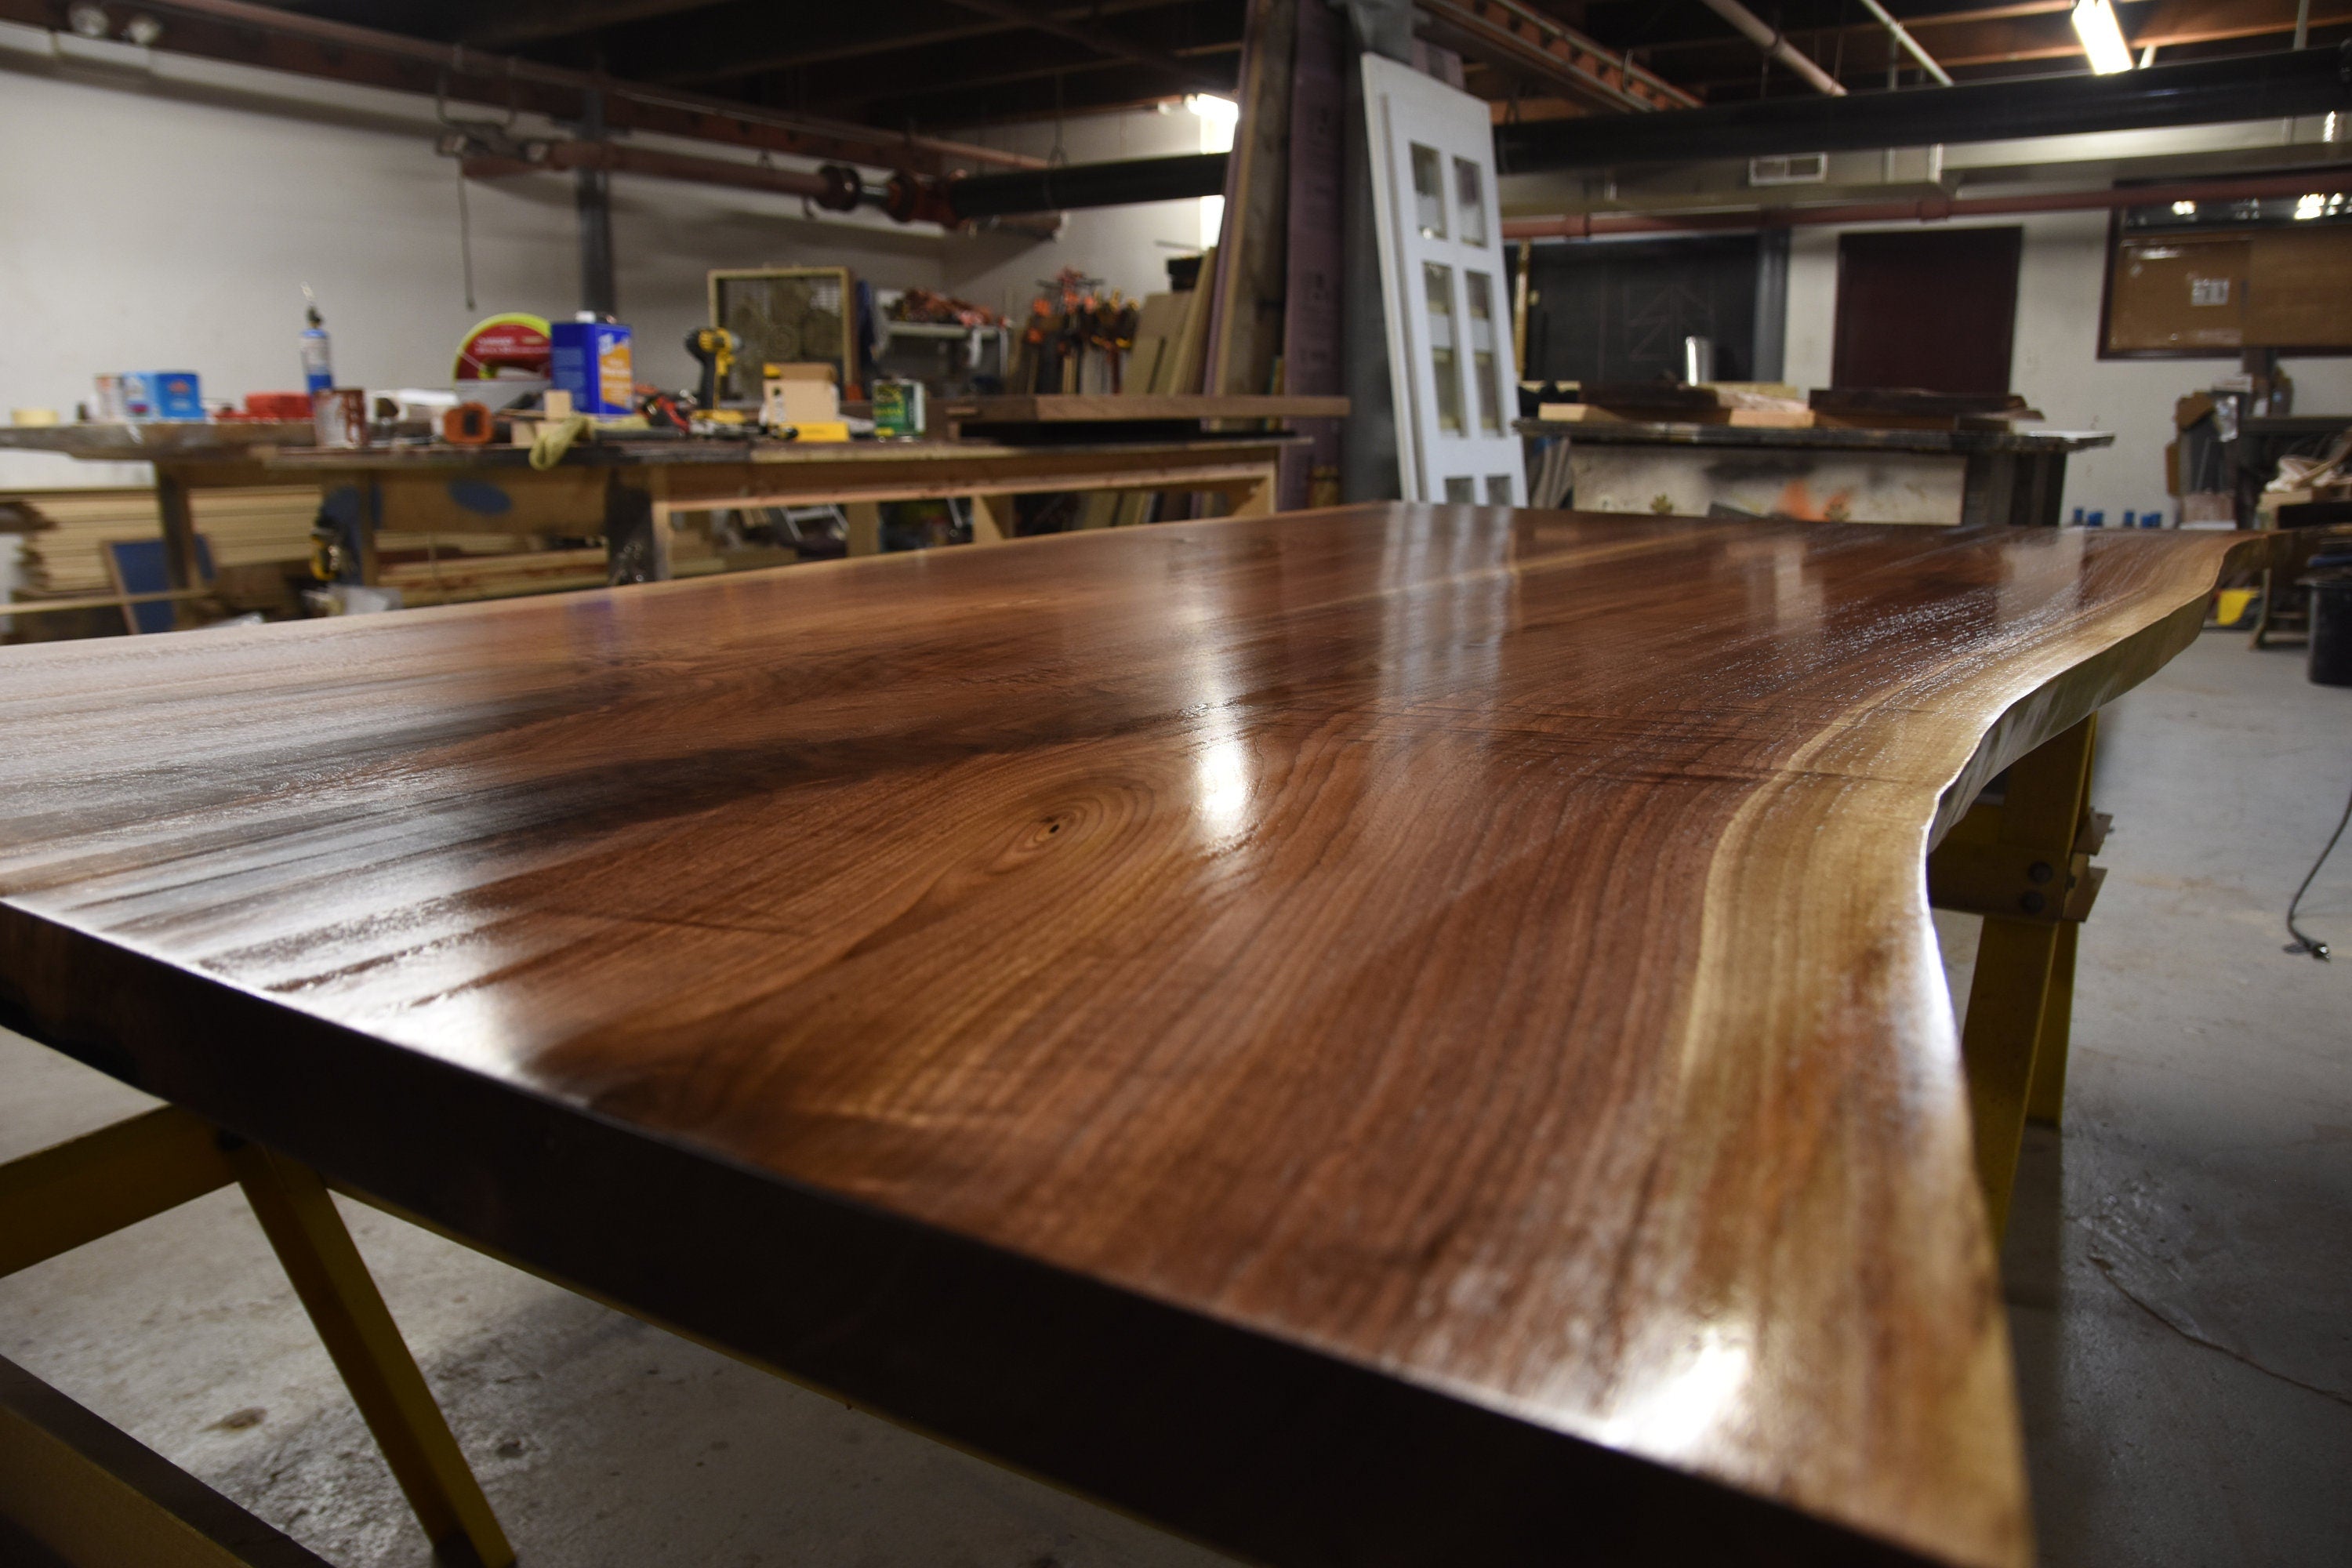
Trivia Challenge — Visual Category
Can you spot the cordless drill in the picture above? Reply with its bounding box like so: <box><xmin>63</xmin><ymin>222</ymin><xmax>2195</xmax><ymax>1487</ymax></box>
<box><xmin>683</xmin><ymin>327</ymin><xmax>740</xmax><ymax>410</ymax></box>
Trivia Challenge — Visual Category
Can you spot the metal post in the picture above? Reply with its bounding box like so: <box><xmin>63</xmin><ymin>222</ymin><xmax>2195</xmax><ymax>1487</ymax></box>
<box><xmin>577</xmin><ymin>89</ymin><xmax>617</xmax><ymax>318</ymax></box>
<box><xmin>1751</xmin><ymin>229</ymin><xmax>1788</xmax><ymax>382</ymax></box>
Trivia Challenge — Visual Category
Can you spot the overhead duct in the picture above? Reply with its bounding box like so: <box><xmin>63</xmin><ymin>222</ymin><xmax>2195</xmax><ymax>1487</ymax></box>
<box><xmin>939</xmin><ymin>153</ymin><xmax>1232</xmax><ymax>220</ymax></box>
<box><xmin>1497</xmin><ymin>46</ymin><xmax>2352</xmax><ymax>171</ymax></box>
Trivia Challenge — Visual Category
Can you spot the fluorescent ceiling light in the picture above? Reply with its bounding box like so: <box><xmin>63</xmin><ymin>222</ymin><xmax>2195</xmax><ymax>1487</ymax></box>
<box><xmin>2071</xmin><ymin>0</ymin><xmax>2135</xmax><ymax>74</ymax></box>
<box><xmin>1185</xmin><ymin>94</ymin><xmax>1240</xmax><ymax>129</ymax></box>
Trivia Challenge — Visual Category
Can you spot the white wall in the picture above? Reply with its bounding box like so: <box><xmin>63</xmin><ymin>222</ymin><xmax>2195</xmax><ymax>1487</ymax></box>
<box><xmin>0</xmin><ymin>25</ymin><xmax>960</xmax><ymax>489</ymax></box>
<box><xmin>1784</xmin><ymin>212</ymin><xmax>2352</xmax><ymax>524</ymax></box>
<box><xmin>941</xmin><ymin>106</ymin><xmax>1210</xmax><ymax>318</ymax></box>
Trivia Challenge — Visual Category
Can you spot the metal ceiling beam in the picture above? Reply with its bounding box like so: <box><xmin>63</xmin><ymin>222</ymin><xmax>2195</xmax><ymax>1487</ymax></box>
<box><xmin>622</xmin><ymin>0</ymin><xmax>1195</xmax><ymax>86</ymax></box>
<box><xmin>938</xmin><ymin>0</ymin><xmax>1229</xmax><ymax>89</ymax></box>
<box><xmin>463</xmin><ymin>0</ymin><xmax>715</xmax><ymax>51</ymax></box>
<box><xmin>1495</xmin><ymin>45</ymin><xmax>2352</xmax><ymax>168</ymax></box>
<box><xmin>2</xmin><ymin>0</ymin><xmax>1041</xmax><ymax>171</ymax></box>
<box><xmin>1635</xmin><ymin>0</ymin><xmax>2347</xmax><ymax>67</ymax></box>
<box><xmin>1416</xmin><ymin>0</ymin><xmax>1700</xmax><ymax>111</ymax></box>
<box><xmin>850</xmin><ymin>59</ymin><xmax>1213</xmax><ymax>125</ymax></box>
<box><xmin>801</xmin><ymin>31</ymin><xmax>1242</xmax><ymax>118</ymax></box>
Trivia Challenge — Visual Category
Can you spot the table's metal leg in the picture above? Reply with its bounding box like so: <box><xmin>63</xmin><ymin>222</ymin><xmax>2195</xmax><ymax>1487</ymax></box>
<box><xmin>227</xmin><ymin>1145</ymin><xmax>515</xmax><ymax>1568</ymax></box>
<box><xmin>1958</xmin><ymin>918</ymin><xmax>2064</xmax><ymax>1234</ymax></box>
<box><xmin>2024</xmin><ymin>919</ymin><xmax>2078</xmax><ymax>1127</ymax></box>
<box><xmin>1</xmin><ymin>1352</ymin><xmax>337</xmax><ymax>1568</ymax></box>
<box><xmin>0</xmin><ymin>1111</ymin><xmax>514</xmax><ymax>1568</ymax></box>
<box><xmin>1939</xmin><ymin>713</ymin><xmax>2100</xmax><ymax>1234</ymax></box>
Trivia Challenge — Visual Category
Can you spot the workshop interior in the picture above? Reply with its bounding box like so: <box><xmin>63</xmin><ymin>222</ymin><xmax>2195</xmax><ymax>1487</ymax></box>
<box><xmin>1</xmin><ymin>2</ymin><xmax>2348</xmax><ymax>1567</ymax></box>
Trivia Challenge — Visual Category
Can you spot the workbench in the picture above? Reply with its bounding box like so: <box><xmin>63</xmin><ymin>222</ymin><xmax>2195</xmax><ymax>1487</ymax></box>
<box><xmin>1523</xmin><ymin>419</ymin><xmax>2116</xmax><ymax>526</ymax></box>
<box><xmin>0</xmin><ymin>508</ymin><xmax>2274</xmax><ymax>1567</ymax></box>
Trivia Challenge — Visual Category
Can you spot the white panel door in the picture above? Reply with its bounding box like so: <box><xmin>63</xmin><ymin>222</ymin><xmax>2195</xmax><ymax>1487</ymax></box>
<box><xmin>1362</xmin><ymin>54</ymin><xmax>1526</xmax><ymax>506</ymax></box>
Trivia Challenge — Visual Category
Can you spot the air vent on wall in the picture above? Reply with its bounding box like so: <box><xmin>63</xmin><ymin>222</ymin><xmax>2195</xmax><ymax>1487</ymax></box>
<box><xmin>1749</xmin><ymin>153</ymin><xmax>1828</xmax><ymax>187</ymax></box>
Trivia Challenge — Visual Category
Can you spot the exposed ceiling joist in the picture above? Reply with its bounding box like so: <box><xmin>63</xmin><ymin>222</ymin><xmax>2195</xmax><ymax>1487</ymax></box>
<box><xmin>463</xmin><ymin>0</ymin><xmax>713</xmax><ymax>51</ymax></box>
<box><xmin>939</xmin><ymin>0</ymin><xmax>1228</xmax><ymax>89</ymax></box>
<box><xmin>1418</xmin><ymin>0</ymin><xmax>1702</xmax><ymax>110</ymax></box>
<box><xmin>0</xmin><ymin>0</ymin><xmax>1041</xmax><ymax>170</ymax></box>
<box><xmin>616</xmin><ymin>0</ymin><xmax>1193</xmax><ymax>88</ymax></box>
<box><xmin>795</xmin><ymin>27</ymin><xmax>1240</xmax><ymax>118</ymax></box>
<box><xmin>1635</xmin><ymin>0</ymin><xmax>2344</xmax><ymax>71</ymax></box>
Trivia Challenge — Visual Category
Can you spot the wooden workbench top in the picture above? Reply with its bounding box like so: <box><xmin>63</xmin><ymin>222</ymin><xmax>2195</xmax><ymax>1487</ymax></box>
<box><xmin>0</xmin><ymin>421</ymin><xmax>315</xmax><ymax>460</ymax></box>
<box><xmin>263</xmin><ymin>434</ymin><xmax>1294</xmax><ymax>471</ymax></box>
<box><xmin>0</xmin><ymin>508</ymin><xmax>2257</xmax><ymax>1567</ymax></box>
<box><xmin>1515</xmin><ymin>417</ymin><xmax>2118</xmax><ymax>455</ymax></box>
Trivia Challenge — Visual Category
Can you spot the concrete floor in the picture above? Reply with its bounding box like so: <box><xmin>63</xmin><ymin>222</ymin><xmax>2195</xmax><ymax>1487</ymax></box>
<box><xmin>2</xmin><ymin>629</ymin><xmax>2346</xmax><ymax>1567</ymax></box>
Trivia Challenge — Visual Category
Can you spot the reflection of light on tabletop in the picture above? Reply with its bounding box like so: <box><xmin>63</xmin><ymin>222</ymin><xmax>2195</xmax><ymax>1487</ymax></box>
<box><xmin>1195</xmin><ymin>726</ymin><xmax>1252</xmax><ymax>843</ymax></box>
<box><xmin>1602</xmin><ymin>1330</ymin><xmax>1752</xmax><ymax>1458</ymax></box>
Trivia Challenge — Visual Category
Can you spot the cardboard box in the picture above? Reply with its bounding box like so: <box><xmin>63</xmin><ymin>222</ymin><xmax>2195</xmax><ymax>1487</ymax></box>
<box><xmin>763</xmin><ymin>363</ymin><xmax>839</xmax><ymax>428</ymax></box>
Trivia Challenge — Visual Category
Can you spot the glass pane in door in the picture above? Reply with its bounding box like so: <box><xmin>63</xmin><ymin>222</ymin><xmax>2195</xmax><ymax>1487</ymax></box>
<box><xmin>1410</xmin><ymin>145</ymin><xmax>1447</xmax><ymax>239</ymax></box>
<box><xmin>1454</xmin><ymin>158</ymin><xmax>1488</xmax><ymax>247</ymax></box>
<box><xmin>1445</xmin><ymin>477</ymin><xmax>1477</xmax><ymax>502</ymax></box>
<box><xmin>1465</xmin><ymin>272</ymin><xmax>1502</xmax><ymax>434</ymax></box>
<box><xmin>1423</xmin><ymin>263</ymin><xmax>1465</xmax><ymax>434</ymax></box>
<box><xmin>1486</xmin><ymin>475</ymin><xmax>1513</xmax><ymax>503</ymax></box>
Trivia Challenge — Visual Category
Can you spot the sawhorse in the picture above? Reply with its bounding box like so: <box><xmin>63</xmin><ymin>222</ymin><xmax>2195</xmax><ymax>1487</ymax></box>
<box><xmin>0</xmin><ymin>1113</ymin><xmax>513</xmax><ymax>1566</ymax></box>
<box><xmin>1929</xmin><ymin>713</ymin><xmax>2109</xmax><ymax>1235</ymax></box>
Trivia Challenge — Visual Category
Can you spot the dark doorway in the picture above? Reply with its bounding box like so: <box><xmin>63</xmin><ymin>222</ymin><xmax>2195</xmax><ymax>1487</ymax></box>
<box><xmin>1831</xmin><ymin>227</ymin><xmax>2023</xmax><ymax>394</ymax></box>
<box><xmin>1519</xmin><ymin>235</ymin><xmax>1762</xmax><ymax>386</ymax></box>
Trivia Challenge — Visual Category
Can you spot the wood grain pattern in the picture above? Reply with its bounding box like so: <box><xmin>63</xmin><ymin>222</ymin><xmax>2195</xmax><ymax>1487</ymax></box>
<box><xmin>0</xmin><ymin>509</ymin><xmax>2259</xmax><ymax>1567</ymax></box>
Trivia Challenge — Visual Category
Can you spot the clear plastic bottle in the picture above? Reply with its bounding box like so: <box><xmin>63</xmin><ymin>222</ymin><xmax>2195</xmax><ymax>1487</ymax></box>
<box><xmin>300</xmin><ymin>286</ymin><xmax>333</xmax><ymax>399</ymax></box>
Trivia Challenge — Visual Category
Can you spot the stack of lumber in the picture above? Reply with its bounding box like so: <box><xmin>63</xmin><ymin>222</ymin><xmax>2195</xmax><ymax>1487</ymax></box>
<box><xmin>4</xmin><ymin>487</ymin><xmax>321</xmax><ymax>596</ymax></box>
<box><xmin>383</xmin><ymin>547</ymin><xmax>611</xmax><ymax>607</ymax></box>
<box><xmin>1098</xmin><ymin>265</ymin><xmax>1218</xmax><ymax>530</ymax></box>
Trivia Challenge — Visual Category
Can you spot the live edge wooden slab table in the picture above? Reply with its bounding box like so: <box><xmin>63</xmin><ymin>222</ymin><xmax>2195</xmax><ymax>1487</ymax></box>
<box><xmin>0</xmin><ymin>509</ymin><xmax>2270</xmax><ymax>1568</ymax></box>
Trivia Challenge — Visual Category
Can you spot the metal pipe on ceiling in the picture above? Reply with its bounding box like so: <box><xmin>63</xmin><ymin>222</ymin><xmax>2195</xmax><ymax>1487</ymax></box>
<box><xmin>1497</xmin><ymin>47</ymin><xmax>2352</xmax><ymax>169</ymax></box>
<box><xmin>1855</xmin><ymin>0</ymin><xmax>1954</xmax><ymax>85</ymax></box>
<box><xmin>121</xmin><ymin>0</ymin><xmax>1043</xmax><ymax>172</ymax></box>
<box><xmin>1501</xmin><ymin>165</ymin><xmax>2352</xmax><ymax>238</ymax></box>
<box><xmin>1696</xmin><ymin>0</ymin><xmax>1848</xmax><ymax>96</ymax></box>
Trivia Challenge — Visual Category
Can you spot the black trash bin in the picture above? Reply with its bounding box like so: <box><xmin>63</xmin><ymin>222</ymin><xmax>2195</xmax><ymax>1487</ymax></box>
<box><xmin>2312</xmin><ymin>575</ymin><xmax>2352</xmax><ymax>687</ymax></box>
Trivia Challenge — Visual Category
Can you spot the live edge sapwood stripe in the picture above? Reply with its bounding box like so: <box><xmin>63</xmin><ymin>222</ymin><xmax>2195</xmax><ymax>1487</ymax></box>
<box><xmin>0</xmin><ymin>508</ymin><xmax>2261</xmax><ymax>1567</ymax></box>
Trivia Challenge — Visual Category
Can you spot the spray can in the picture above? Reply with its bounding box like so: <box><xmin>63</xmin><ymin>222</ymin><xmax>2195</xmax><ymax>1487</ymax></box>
<box><xmin>300</xmin><ymin>286</ymin><xmax>333</xmax><ymax>401</ymax></box>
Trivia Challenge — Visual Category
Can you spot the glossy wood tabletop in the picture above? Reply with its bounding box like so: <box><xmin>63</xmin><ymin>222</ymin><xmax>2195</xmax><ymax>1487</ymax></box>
<box><xmin>0</xmin><ymin>508</ymin><xmax>2256</xmax><ymax>1567</ymax></box>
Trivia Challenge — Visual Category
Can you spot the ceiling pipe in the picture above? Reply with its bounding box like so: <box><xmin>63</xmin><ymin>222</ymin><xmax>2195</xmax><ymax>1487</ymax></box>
<box><xmin>1855</xmin><ymin>0</ymin><xmax>1953</xmax><ymax>85</ymax></box>
<box><xmin>1497</xmin><ymin>47</ymin><xmax>2352</xmax><ymax>169</ymax></box>
<box><xmin>1696</xmin><ymin>0</ymin><xmax>1848</xmax><ymax>95</ymax></box>
<box><xmin>121</xmin><ymin>0</ymin><xmax>1043</xmax><ymax>172</ymax></box>
<box><xmin>454</xmin><ymin>141</ymin><xmax>867</xmax><ymax>207</ymax></box>
<box><xmin>1501</xmin><ymin>164</ymin><xmax>2352</xmax><ymax>238</ymax></box>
